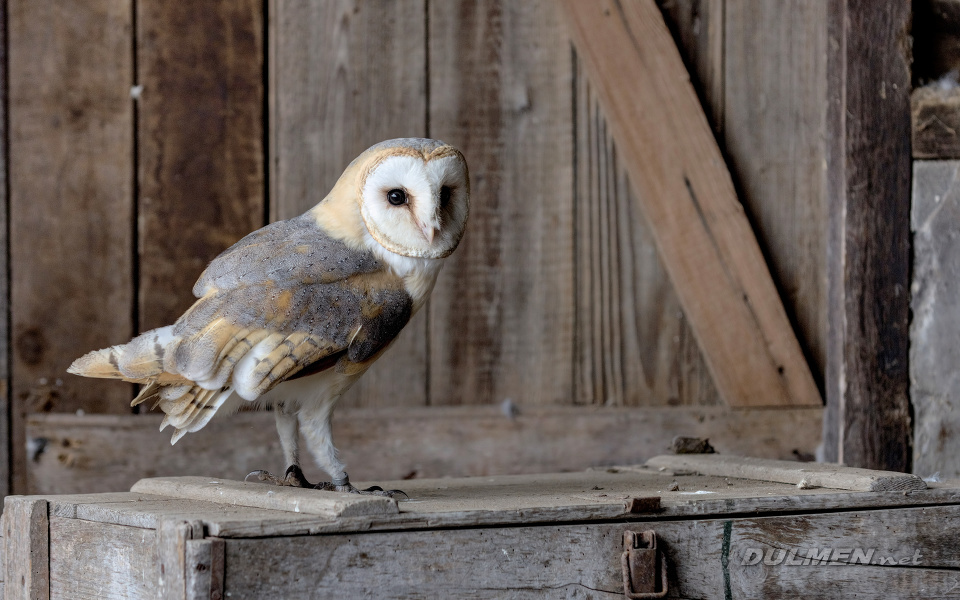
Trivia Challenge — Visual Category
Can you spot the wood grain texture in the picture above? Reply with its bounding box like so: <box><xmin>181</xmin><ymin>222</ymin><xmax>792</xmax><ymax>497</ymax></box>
<box><xmin>822</xmin><ymin>0</ymin><xmax>913</xmax><ymax>471</ymax></box>
<box><xmin>137</xmin><ymin>0</ymin><xmax>265</xmax><ymax>331</ymax></box>
<box><xmin>573</xmin><ymin>64</ymin><xmax>718</xmax><ymax>406</ymax></box>
<box><xmin>2</xmin><ymin>497</ymin><xmax>48</xmax><ymax>600</ymax></box>
<box><xmin>912</xmin><ymin>85</ymin><xmax>960</xmax><ymax>159</ymax></box>
<box><xmin>428</xmin><ymin>0</ymin><xmax>575</xmax><ymax>406</ymax></box>
<box><xmin>219</xmin><ymin>504</ymin><xmax>960</xmax><ymax>598</ymax></box>
<box><xmin>656</xmin><ymin>0</ymin><xmax>725</xmax><ymax>133</ymax></box>
<box><xmin>0</xmin><ymin>0</ymin><xmax>9</xmax><ymax>500</ymax></box>
<box><xmin>25</xmin><ymin>406</ymin><xmax>823</xmax><ymax>495</ymax></box>
<box><xmin>724</xmin><ymin>0</ymin><xmax>828</xmax><ymax>387</ymax></box>
<box><xmin>184</xmin><ymin>538</ymin><xmax>223</xmax><ymax>600</ymax></box>
<box><xmin>8</xmin><ymin>0</ymin><xmax>135</xmax><ymax>496</ymax></box>
<box><xmin>49</xmin><ymin>516</ymin><xmax>156</xmax><ymax>600</ymax></box>
<box><xmin>560</xmin><ymin>0</ymin><xmax>821</xmax><ymax>408</ymax></box>
<box><xmin>158</xmin><ymin>519</ymin><xmax>203</xmax><ymax>600</ymax></box>
<box><xmin>646</xmin><ymin>454</ymin><xmax>927</xmax><ymax>492</ymax></box>
<box><xmin>269</xmin><ymin>0</ymin><xmax>428</xmax><ymax>409</ymax></box>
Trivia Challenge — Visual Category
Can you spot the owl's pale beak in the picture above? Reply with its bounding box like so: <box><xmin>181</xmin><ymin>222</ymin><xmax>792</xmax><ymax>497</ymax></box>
<box><xmin>417</xmin><ymin>219</ymin><xmax>440</xmax><ymax>244</ymax></box>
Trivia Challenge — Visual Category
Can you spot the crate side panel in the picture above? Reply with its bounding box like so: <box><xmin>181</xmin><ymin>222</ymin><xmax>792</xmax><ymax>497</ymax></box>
<box><xmin>49</xmin><ymin>516</ymin><xmax>157</xmax><ymax>600</ymax></box>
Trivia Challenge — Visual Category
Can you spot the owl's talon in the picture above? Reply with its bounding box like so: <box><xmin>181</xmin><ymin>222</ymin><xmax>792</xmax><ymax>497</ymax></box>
<box><xmin>244</xmin><ymin>469</ymin><xmax>280</xmax><ymax>484</ymax></box>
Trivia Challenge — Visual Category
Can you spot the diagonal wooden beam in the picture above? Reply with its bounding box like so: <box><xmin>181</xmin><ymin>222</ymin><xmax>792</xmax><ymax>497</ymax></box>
<box><xmin>558</xmin><ymin>0</ymin><xmax>821</xmax><ymax>408</ymax></box>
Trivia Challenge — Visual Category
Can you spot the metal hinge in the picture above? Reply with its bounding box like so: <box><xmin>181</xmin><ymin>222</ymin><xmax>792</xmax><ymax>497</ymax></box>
<box><xmin>621</xmin><ymin>530</ymin><xmax>668</xmax><ymax>599</ymax></box>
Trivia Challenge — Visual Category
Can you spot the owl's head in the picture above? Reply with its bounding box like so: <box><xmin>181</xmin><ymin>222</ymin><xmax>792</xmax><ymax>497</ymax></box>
<box><xmin>352</xmin><ymin>138</ymin><xmax>469</xmax><ymax>259</ymax></box>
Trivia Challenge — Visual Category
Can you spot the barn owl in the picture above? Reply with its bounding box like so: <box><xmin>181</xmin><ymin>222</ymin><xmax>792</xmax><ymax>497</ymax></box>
<box><xmin>69</xmin><ymin>138</ymin><xmax>469</xmax><ymax>496</ymax></box>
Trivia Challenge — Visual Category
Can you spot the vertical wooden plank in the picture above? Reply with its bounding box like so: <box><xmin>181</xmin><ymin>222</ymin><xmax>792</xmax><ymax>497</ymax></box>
<box><xmin>184</xmin><ymin>538</ymin><xmax>224</xmax><ymax>600</ymax></box>
<box><xmin>724</xmin><ymin>0</ymin><xmax>829</xmax><ymax>388</ymax></box>
<box><xmin>559</xmin><ymin>0</ymin><xmax>821</xmax><ymax>408</ymax></box>
<box><xmin>657</xmin><ymin>0</ymin><xmax>725</xmax><ymax>133</ymax></box>
<box><xmin>157</xmin><ymin>519</ymin><xmax>203</xmax><ymax>600</ymax></box>
<box><xmin>823</xmin><ymin>0</ymin><xmax>912</xmax><ymax>470</ymax></box>
<box><xmin>573</xmin><ymin>59</ymin><xmax>718</xmax><ymax>406</ymax></box>
<box><xmin>8</xmin><ymin>0</ymin><xmax>134</xmax><ymax>493</ymax></box>
<box><xmin>0</xmin><ymin>0</ymin><xmax>11</xmax><ymax>499</ymax></box>
<box><xmin>429</xmin><ymin>0</ymin><xmax>575</xmax><ymax>406</ymax></box>
<box><xmin>137</xmin><ymin>0</ymin><xmax>265</xmax><ymax>331</ymax></box>
<box><xmin>3</xmin><ymin>497</ymin><xmax>49</xmax><ymax>600</ymax></box>
<box><xmin>270</xmin><ymin>0</ymin><xmax>428</xmax><ymax>408</ymax></box>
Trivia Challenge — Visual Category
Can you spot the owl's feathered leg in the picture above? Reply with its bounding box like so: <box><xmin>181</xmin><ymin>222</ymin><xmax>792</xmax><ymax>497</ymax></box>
<box><xmin>297</xmin><ymin>397</ymin><xmax>406</xmax><ymax>498</ymax></box>
<box><xmin>245</xmin><ymin>397</ymin><xmax>405</xmax><ymax>497</ymax></box>
<box><xmin>244</xmin><ymin>402</ymin><xmax>311</xmax><ymax>487</ymax></box>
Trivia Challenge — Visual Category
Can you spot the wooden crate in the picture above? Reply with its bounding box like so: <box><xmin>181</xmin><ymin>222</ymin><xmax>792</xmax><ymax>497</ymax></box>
<box><xmin>1</xmin><ymin>455</ymin><xmax>956</xmax><ymax>599</ymax></box>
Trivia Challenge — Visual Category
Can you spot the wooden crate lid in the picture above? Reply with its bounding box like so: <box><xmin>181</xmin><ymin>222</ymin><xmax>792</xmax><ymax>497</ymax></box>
<box><xmin>26</xmin><ymin>455</ymin><xmax>953</xmax><ymax>539</ymax></box>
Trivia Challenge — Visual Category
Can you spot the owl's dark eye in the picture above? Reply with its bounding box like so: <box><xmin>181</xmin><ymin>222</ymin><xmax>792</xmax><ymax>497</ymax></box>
<box><xmin>387</xmin><ymin>189</ymin><xmax>407</xmax><ymax>206</ymax></box>
<box><xmin>439</xmin><ymin>186</ymin><xmax>452</xmax><ymax>208</ymax></box>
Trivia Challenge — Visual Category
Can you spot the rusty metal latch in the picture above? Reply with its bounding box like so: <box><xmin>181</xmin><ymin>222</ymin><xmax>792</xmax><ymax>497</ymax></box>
<box><xmin>621</xmin><ymin>530</ymin><xmax>668</xmax><ymax>599</ymax></box>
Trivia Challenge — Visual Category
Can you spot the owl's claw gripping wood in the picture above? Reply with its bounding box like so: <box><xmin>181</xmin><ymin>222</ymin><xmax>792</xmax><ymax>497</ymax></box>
<box><xmin>246</xmin><ymin>465</ymin><xmax>408</xmax><ymax>498</ymax></box>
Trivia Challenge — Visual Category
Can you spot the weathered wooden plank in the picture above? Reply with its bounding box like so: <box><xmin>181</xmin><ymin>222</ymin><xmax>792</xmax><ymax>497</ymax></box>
<box><xmin>912</xmin><ymin>85</ymin><xmax>960</xmax><ymax>159</ymax></box>
<box><xmin>8</xmin><ymin>0</ymin><xmax>135</xmax><ymax>493</ymax></box>
<box><xmin>822</xmin><ymin>0</ymin><xmax>913</xmax><ymax>470</ymax></box>
<box><xmin>269</xmin><ymin>0</ymin><xmax>428</xmax><ymax>409</ymax></box>
<box><xmin>3</xmin><ymin>497</ymin><xmax>48</xmax><ymax>600</ymax></box>
<box><xmin>158</xmin><ymin>519</ymin><xmax>203</xmax><ymax>600</ymax></box>
<box><xmin>48</xmin><ymin>516</ymin><xmax>155</xmax><ymax>600</ymax></box>
<box><xmin>724</xmin><ymin>0</ymin><xmax>829</xmax><ymax>384</ymax></box>
<box><xmin>131</xmin><ymin>477</ymin><xmax>398</xmax><ymax>517</ymax></box>
<box><xmin>656</xmin><ymin>0</ymin><xmax>725</xmax><ymax>133</ymax></box>
<box><xmin>646</xmin><ymin>454</ymin><xmax>927</xmax><ymax>492</ymax></box>
<box><xmin>911</xmin><ymin>161</ymin><xmax>960</xmax><ymax>478</ymax></box>
<box><xmin>559</xmin><ymin>0</ymin><xmax>821</xmax><ymax>409</ymax></box>
<box><xmin>428</xmin><ymin>0</ymin><xmax>575</xmax><ymax>406</ymax></box>
<box><xmin>136</xmin><ymin>0</ymin><xmax>265</xmax><ymax>331</ymax></box>
<box><xmin>184</xmin><ymin>538</ymin><xmax>223</xmax><ymax>600</ymax></box>
<box><xmin>573</xmin><ymin>56</ymin><xmax>718</xmax><ymax>407</ymax></box>
<box><xmin>0</xmin><ymin>0</ymin><xmax>9</xmax><ymax>501</ymax></box>
<box><xmin>220</xmin><ymin>504</ymin><xmax>960</xmax><ymax>598</ymax></box>
<box><xmin>25</xmin><ymin>406</ymin><xmax>823</xmax><ymax>495</ymax></box>
<box><xmin>27</xmin><ymin>469</ymin><xmax>960</xmax><ymax>540</ymax></box>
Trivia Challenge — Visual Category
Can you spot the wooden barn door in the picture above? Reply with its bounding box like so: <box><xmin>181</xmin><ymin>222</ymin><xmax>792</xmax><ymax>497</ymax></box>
<box><xmin>9</xmin><ymin>0</ymin><xmax>912</xmax><ymax>495</ymax></box>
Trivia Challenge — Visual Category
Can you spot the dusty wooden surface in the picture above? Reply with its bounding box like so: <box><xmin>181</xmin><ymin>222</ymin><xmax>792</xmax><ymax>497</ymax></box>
<box><xmin>132</xmin><ymin>476</ymin><xmax>398</xmax><ymax>518</ymax></box>
<box><xmin>17</xmin><ymin>463</ymin><xmax>960</xmax><ymax>538</ymax></box>
<box><xmin>646</xmin><ymin>454</ymin><xmax>927</xmax><ymax>492</ymax></box>
<box><xmin>8</xmin><ymin>0</ymin><xmax>135</xmax><ymax>493</ymax></box>
<box><xmin>269</xmin><ymin>0</ymin><xmax>429</xmax><ymax>409</ymax></box>
<box><xmin>2</xmin><ymin>497</ymin><xmax>48</xmax><ymax>600</ymax></box>
<box><xmin>49</xmin><ymin>516</ymin><xmax>156</xmax><ymax>600</ymax></box>
<box><xmin>822</xmin><ymin>0</ymin><xmax>913</xmax><ymax>471</ymax></box>
<box><xmin>428</xmin><ymin>0</ymin><xmax>575</xmax><ymax>407</ymax></box>
<box><xmin>11</xmin><ymin>458</ymin><xmax>960</xmax><ymax>598</ymax></box>
<box><xmin>911</xmin><ymin>161</ymin><xmax>960</xmax><ymax>479</ymax></box>
<box><xmin>559</xmin><ymin>0</ymin><xmax>820</xmax><ymax>409</ymax></box>
<box><xmin>25</xmin><ymin>406</ymin><xmax>823</xmax><ymax>495</ymax></box>
<box><xmin>137</xmin><ymin>0</ymin><xmax>265</xmax><ymax>331</ymax></box>
<box><xmin>912</xmin><ymin>85</ymin><xmax>960</xmax><ymax>160</ymax></box>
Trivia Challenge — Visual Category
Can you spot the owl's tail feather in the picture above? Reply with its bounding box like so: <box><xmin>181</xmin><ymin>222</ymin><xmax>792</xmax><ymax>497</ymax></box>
<box><xmin>67</xmin><ymin>326</ymin><xmax>177</xmax><ymax>382</ymax></box>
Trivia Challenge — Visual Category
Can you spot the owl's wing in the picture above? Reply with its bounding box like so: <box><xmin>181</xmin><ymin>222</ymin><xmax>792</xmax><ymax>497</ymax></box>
<box><xmin>192</xmin><ymin>213</ymin><xmax>383</xmax><ymax>297</ymax></box>
<box><xmin>103</xmin><ymin>216</ymin><xmax>413</xmax><ymax>441</ymax></box>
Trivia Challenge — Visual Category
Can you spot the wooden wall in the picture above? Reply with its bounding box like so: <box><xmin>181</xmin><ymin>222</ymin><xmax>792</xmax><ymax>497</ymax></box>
<box><xmin>2</xmin><ymin>0</ymin><xmax>849</xmax><ymax>493</ymax></box>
